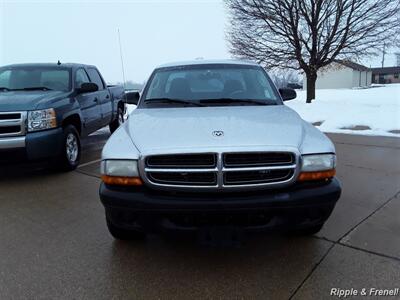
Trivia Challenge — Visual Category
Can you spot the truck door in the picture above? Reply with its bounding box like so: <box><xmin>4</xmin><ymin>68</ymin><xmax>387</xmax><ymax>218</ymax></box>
<box><xmin>75</xmin><ymin>68</ymin><xmax>101</xmax><ymax>134</ymax></box>
<box><xmin>87</xmin><ymin>68</ymin><xmax>113</xmax><ymax>127</ymax></box>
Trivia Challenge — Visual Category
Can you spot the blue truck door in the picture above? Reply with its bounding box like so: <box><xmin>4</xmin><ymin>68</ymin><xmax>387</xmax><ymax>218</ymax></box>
<box><xmin>87</xmin><ymin>68</ymin><xmax>113</xmax><ymax>127</ymax></box>
<box><xmin>75</xmin><ymin>68</ymin><xmax>101</xmax><ymax>134</ymax></box>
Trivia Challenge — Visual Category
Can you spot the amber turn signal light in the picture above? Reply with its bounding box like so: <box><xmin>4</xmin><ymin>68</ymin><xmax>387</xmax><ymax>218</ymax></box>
<box><xmin>101</xmin><ymin>175</ymin><xmax>143</xmax><ymax>186</ymax></box>
<box><xmin>298</xmin><ymin>169</ymin><xmax>336</xmax><ymax>182</ymax></box>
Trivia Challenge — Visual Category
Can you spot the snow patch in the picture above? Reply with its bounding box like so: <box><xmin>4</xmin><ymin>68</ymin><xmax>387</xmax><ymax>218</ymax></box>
<box><xmin>286</xmin><ymin>84</ymin><xmax>400</xmax><ymax>137</ymax></box>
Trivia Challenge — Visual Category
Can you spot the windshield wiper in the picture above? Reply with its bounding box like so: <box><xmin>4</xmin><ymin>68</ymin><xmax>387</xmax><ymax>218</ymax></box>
<box><xmin>14</xmin><ymin>86</ymin><xmax>53</xmax><ymax>91</ymax></box>
<box><xmin>0</xmin><ymin>87</ymin><xmax>10</xmax><ymax>91</ymax></box>
<box><xmin>144</xmin><ymin>98</ymin><xmax>205</xmax><ymax>107</ymax></box>
<box><xmin>199</xmin><ymin>98</ymin><xmax>276</xmax><ymax>106</ymax></box>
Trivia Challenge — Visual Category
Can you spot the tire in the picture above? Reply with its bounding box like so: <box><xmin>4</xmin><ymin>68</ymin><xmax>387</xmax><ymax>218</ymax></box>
<box><xmin>106</xmin><ymin>217</ymin><xmax>146</xmax><ymax>241</ymax></box>
<box><xmin>109</xmin><ymin>105</ymin><xmax>124</xmax><ymax>133</ymax></box>
<box><xmin>56</xmin><ymin>125</ymin><xmax>81</xmax><ymax>171</ymax></box>
<box><xmin>289</xmin><ymin>224</ymin><xmax>324</xmax><ymax>236</ymax></box>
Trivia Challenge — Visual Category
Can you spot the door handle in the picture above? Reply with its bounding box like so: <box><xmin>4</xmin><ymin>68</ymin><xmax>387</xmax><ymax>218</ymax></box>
<box><xmin>106</xmin><ymin>94</ymin><xmax>110</xmax><ymax>99</ymax></box>
<box><xmin>94</xmin><ymin>97</ymin><xmax>98</xmax><ymax>103</ymax></box>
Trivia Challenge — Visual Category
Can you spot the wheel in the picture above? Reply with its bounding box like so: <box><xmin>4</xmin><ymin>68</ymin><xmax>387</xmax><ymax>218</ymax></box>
<box><xmin>56</xmin><ymin>125</ymin><xmax>81</xmax><ymax>171</ymax></box>
<box><xmin>106</xmin><ymin>217</ymin><xmax>146</xmax><ymax>241</ymax></box>
<box><xmin>109</xmin><ymin>105</ymin><xmax>124</xmax><ymax>133</ymax></box>
<box><xmin>289</xmin><ymin>224</ymin><xmax>324</xmax><ymax>236</ymax></box>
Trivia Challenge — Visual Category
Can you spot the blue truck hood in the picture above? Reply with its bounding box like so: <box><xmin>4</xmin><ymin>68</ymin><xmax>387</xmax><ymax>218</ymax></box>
<box><xmin>0</xmin><ymin>90</ymin><xmax>69</xmax><ymax>111</ymax></box>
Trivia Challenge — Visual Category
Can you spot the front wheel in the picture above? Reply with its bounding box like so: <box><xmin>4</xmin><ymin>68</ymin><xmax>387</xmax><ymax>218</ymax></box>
<box><xmin>109</xmin><ymin>106</ymin><xmax>124</xmax><ymax>133</ymax></box>
<box><xmin>56</xmin><ymin>125</ymin><xmax>81</xmax><ymax>171</ymax></box>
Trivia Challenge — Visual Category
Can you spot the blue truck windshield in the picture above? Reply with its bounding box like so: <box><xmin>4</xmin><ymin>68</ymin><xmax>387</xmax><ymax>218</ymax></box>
<box><xmin>0</xmin><ymin>67</ymin><xmax>71</xmax><ymax>92</ymax></box>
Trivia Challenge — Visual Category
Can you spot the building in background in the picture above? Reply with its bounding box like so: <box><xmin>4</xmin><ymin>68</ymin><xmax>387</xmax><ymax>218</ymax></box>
<box><xmin>303</xmin><ymin>60</ymin><xmax>372</xmax><ymax>90</ymax></box>
<box><xmin>371</xmin><ymin>66</ymin><xmax>400</xmax><ymax>84</ymax></box>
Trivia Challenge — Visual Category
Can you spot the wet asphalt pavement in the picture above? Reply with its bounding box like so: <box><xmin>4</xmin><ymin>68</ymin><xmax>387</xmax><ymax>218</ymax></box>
<box><xmin>0</xmin><ymin>130</ymin><xmax>399</xmax><ymax>299</ymax></box>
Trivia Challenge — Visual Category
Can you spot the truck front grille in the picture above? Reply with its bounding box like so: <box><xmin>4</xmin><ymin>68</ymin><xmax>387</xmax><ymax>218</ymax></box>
<box><xmin>0</xmin><ymin>112</ymin><xmax>26</xmax><ymax>137</ymax></box>
<box><xmin>142</xmin><ymin>151</ymin><xmax>297</xmax><ymax>190</ymax></box>
<box><xmin>0</xmin><ymin>126</ymin><xmax>21</xmax><ymax>135</ymax></box>
<box><xmin>146</xmin><ymin>153</ymin><xmax>216</xmax><ymax>168</ymax></box>
<box><xmin>224</xmin><ymin>152</ymin><xmax>294</xmax><ymax>167</ymax></box>
<box><xmin>224</xmin><ymin>169</ymin><xmax>294</xmax><ymax>185</ymax></box>
<box><xmin>148</xmin><ymin>171</ymin><xmax>217</xmax><ymax>186</ymax></box>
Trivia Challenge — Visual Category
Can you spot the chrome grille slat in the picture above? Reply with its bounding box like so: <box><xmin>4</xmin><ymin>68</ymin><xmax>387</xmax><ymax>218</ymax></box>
<box><xmin>0</xmin><ymin>119</ymin><xmax>22</xmax><ymax>126</ymax></box>
<box><xmin>222</xmin><ymin>164</ymin><xmax>296</xmax><ymax>172</ymax></box>
<box><xmin>145</xmin><ymin>168</ymin><xmax>218</xmax><ymax>173</ymax></box>
<box><xmin>142</xmin><ymin>151</ymin><xmax>299</xmax><ymax>190</ymax></box>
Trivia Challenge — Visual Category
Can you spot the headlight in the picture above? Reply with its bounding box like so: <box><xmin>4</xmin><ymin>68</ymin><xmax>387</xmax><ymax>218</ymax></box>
<box><xmin>298</xmin><ymin>154</ymin><xmax>336</xmax><ymax>182</ymax></box>
<box><xmin>28</xmin><ymin>108</ymin><xmax>57</xmax><ymax>132</ymax></box>
<box><xmin>101</xmin><ymin>159</ymin><xmax>139</xmax><ymax>177</ymax></box>
<box><xmin>301</xmin><ymin>154</ymin><xmax>336</xmax><ymax>172</ymax></box>
<box><xmin>101</xmin><ymin>159</ymin><xmax>143</xmax><ymax>186</ymax></box>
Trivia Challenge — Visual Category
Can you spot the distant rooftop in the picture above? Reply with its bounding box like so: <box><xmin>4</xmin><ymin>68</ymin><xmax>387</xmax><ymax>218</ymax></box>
<box><xmin>334</xmin><ymin>60</ymin><xmax>369</xmax><ymax>72</ymax></box>
<box><xmin>370</xmin><ymin>66</ymin><xmax>400</xmax><ymax>75</ymax></box>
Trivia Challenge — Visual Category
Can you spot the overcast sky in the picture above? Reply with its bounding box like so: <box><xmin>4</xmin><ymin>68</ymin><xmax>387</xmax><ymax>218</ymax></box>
<box><xmin>0</xmin><ymin>0</ymin><xmax>229</xmax><ymax>83</ymax></box>
<box><xmin>0</xmin><ymin>0</ymin><xmax>397</xmax><ymax>84</ymax></box>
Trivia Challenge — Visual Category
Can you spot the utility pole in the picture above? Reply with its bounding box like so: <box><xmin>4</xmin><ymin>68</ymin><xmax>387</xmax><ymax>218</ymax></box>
<box><xmin>381</xmin><ymin>42</ymin><xmax>386</xmax><ymax>68</ymax></box>
<box><xmin>117</xmin><ymin>28</ymin><xmax>127</xmax><ymax>91</ymax></box>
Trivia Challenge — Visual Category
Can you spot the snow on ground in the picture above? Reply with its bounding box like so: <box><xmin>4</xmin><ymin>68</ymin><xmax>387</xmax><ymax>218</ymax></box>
<box><xmin>286</xmin><ymin>84</ymin><xmax>400</xmax><ymax>137</ymax></box>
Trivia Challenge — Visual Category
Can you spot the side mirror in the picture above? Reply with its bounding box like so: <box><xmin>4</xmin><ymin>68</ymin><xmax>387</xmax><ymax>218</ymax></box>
<box><xmin>77</xmin><ymin>82</ymin><xmax>98</xmax><ymax>94</ymax></box>
<box><xmin>125</xmin><ymin>91</ymin><xmax>140</xmax><ymax>105</ymax></box>
<box><xmin>279</xmin><ymin>88</ymin><xmax>297</xmax><ymax>101</ymax></box>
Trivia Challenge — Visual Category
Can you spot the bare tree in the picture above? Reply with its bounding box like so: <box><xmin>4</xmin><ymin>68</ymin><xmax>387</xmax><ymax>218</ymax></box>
<box><xmin>225</xmin><ymin>0</ymin><xmax>400</xmax><ymax>103</ymax></box>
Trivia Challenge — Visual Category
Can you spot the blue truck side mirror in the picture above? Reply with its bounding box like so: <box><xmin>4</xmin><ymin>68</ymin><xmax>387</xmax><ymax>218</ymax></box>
<box><xmin>125</xmin><ymin>91</ymin><xmax>140</xmax><ymax>105</ymax></box>
<box><xmin>77</xmin><ymin>82</ymin><xmax>98</xmax><ymax>94</ymax></box>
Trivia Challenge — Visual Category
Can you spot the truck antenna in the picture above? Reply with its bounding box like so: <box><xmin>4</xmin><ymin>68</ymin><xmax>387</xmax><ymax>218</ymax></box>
<box><xmin>57</xmin><ymin>60</ymin><xmax>61</xmax><ymax>65</ymax></box>
<box><xmin>117</xmin><ymin>29</ymin><xmax>127</xmax><ymax>93</ymax></box>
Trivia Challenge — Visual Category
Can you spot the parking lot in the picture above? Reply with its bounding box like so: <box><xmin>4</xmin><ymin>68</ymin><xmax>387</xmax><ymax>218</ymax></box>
<box><xmin>0</xmin><ymin>130</ymin><xmax>399</xmax><ymax>300</ymax></box>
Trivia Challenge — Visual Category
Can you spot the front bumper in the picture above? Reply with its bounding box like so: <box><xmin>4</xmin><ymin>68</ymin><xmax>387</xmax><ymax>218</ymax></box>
<box><xmin>100</xmin><ymin>178</ymin><xmax>341</xmax><ymax>233</ymax></box>
<box><xmin>0</xmin><ymin>128</ymin><xmax>63</xmax><ymax>163</ymax></box>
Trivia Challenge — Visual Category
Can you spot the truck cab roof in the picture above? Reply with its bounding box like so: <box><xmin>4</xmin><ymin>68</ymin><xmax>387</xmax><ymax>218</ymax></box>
<box><xmin>1</xmin><ymin>63</ymin><xmax>97</xmax><ymax>70</ymax></box>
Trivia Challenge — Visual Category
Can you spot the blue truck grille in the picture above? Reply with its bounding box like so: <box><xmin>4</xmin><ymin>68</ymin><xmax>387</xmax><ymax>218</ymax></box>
<box><xmin>0</xmin><ymin>112</ymin><xmax>26</xmax><ymax>137</ymax></box>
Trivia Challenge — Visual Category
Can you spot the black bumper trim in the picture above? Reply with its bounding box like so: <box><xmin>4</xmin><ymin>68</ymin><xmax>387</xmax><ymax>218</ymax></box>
<box><xmin>100</xmin><ymin>178</ymin><xmax>341</xmax><ymax>233</ymax></box>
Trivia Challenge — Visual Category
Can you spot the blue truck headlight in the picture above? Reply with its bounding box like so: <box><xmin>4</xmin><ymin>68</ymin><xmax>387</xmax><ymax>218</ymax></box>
<box><xmin>27</xmin><ymin>108</ymin><xmax>57</xmax><ymax>132</ymax></box>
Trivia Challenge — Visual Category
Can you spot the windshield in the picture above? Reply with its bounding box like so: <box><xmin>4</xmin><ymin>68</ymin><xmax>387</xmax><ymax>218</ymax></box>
<box><xmin>0</xmin><ymin>66</ymin><xmax>71</xmax><ymax>92</ymax></box>
<box><xmin>141</xmin><ymin>64</ymin><xmax>280</xmax><ymax>107</ymax></box>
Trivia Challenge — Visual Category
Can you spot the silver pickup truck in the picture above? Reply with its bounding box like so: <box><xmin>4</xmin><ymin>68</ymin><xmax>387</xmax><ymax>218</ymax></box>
<box><xmin>99</xmin><ymin>60</ymin><xmax>341</xmax><ymax>241</ymax></box>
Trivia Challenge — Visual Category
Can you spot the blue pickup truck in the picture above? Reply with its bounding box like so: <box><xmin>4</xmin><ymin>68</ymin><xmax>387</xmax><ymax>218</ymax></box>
<box><xmin>0</xmin><ymin>63</ymin><xmax>125</xmax><ymax>170</ymax></box>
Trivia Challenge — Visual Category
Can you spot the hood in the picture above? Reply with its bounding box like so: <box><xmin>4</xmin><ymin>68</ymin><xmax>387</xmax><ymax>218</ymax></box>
<box><xmin>127</xmin><ymin>105</ymin><xmax>306</xmax><ymax>153</ymax></box>
<box><xmin>0</xmin><ymin>90</ymin><xmax>69</xmax><ymax>111</ymax></box>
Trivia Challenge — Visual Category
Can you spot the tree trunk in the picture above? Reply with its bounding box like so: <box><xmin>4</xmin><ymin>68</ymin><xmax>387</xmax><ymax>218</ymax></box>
<box><xmin>306</xmin><ymin>72</ymin><xmax>317</xmax><ymax>103</ymax></box>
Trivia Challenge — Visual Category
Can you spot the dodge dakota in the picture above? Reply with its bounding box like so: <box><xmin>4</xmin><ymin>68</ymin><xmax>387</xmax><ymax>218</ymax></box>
<box><xmin>99</xmin><ymin>60</ymin><xmax>341</xmax><ymax>240</ymax></box>
<box><xmin>0</xmin><ymin>63</ymin><xmax>125</xmax><ymax>170</ymax></box>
